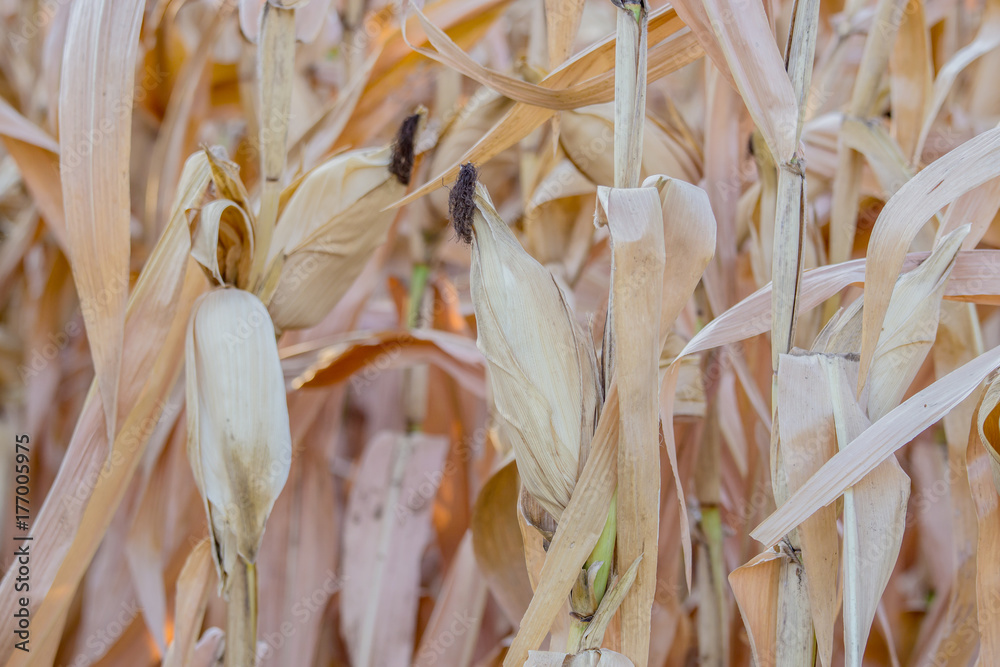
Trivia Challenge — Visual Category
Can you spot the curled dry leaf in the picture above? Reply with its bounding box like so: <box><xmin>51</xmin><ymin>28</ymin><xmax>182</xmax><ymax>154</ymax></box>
<box><xmin>595</xmin><ymin>184</ymin><xmax>664</xmax><ymax>666</ymax></box>
<box><xmin>976</xmin><ymin>372</ymin><xmax>1000</xmax><ymax>494</ymax></box>
<box><xmin>471</xmin><ymin>459</ymin><xmax>534</xmax><ymax>625</ymax></box>
<box><xmin>58</xmin><ymin>0</ymin><xmax>145</xmax><ymax>449</ymax></box>
<box><xmin>191</xmin><ymin>199</ymin><xmax>255</xmax><ymax>288</ymax></box>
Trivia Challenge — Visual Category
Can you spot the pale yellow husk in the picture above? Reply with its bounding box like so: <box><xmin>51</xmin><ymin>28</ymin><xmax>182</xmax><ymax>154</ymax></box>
<box><xmin>467</xmin><ymin>182</ymin><xmax>600</xmax><ymax>521</ymax></box>
<box><xmin>185</xmin><ymin>288</ymin><xmax>292</xmax><ymax>592</ymax></box>
<box><xmin>262</xmin><ymin>146</ymin><xmax>407</xmax><ymax>330</ymax></box>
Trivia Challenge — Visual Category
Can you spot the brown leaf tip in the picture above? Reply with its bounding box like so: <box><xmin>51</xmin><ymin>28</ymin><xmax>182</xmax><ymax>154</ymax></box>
<box><xmin>449</xmin><ymin>163</ymin><xmax>478</xmax><ymax>245</ymax></box>
<box><xmin>389</xmin><ymin>113</ymin><xmax>420</xmax><ymax>185</ymax></box>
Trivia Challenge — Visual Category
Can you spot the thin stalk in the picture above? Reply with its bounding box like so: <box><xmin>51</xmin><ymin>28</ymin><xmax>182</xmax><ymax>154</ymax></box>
<box><xmin>403</xmin><ymin>262</ymin><xmax>431</xmax><ymax>435</ymax></box>
<box><xmin>770</xmin><ymin>1</ymin><xmax>820</xmax><ymax>664</ymax></box>
<box><xmin>695</xmin><ymin>376</ymin><xmax>725</xmax><ymax>665</ymax></box>
<box><xmin>407</xmin><ymin>263</ymin><xmax>431</xmax><ymax>330</ymax></box>
<box><xmin>612</xmin><ymin>0</ymin><xmax>647</xmax><ymax>189</ymax></box>
<box><xmin>225</xmin><ymin>557</ymin><xmax>258</xmax><ymax>667</ymax></box>
<box><xmin>249</xmin><ymin>3</ymin><xmax>295</xmax><ymax>291</ymax></box>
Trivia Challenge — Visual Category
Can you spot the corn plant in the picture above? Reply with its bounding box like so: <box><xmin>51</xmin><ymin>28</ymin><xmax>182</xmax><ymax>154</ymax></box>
<box><xmin>5</xmin><ymin>0</ymin><xmax>1000</xmax><ymax>666</ymax></box>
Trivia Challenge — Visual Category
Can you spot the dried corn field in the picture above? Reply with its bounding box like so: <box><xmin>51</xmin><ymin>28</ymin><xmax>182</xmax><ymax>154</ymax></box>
<box><xmin>8</xmin><ymin>0</ymin><xmax>1000</xmax><ymax>665</ymax></box>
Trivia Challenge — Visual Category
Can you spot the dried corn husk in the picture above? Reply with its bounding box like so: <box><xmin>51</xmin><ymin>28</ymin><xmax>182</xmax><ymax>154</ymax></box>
<box><xmin>191</xmin><ymin>199</ymin><xmax>255</xmax><ymax>288</ymax></box>
<box><xmin>262</xmin><ymin>112</ymin><xmax>421</xmax><ymax>330</ymax></box>
<box><xmin>185</xmin><ymin>288</ymin><xmax>291</xmax><ymax>591</ymax></box>
<box><xmin>454</xmin><ymin>171</ymin><xmax>600</xmax><ymax>521</ymax></box>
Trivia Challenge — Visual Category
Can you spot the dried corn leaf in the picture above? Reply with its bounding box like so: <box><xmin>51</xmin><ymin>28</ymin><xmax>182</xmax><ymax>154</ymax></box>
<box><xmin>0</xmin><ymin>154</ymin><xmax>212</xmax><ymax>659</ymax></box>
<box><xmin>251</xmin><ymin>3</ymin><xmax>296</xmax><ymax>288</ymax></box>
<box><xmin>915</xmin><ymin>0</ymin><xmax>1000</xmax><ymax>158</ymax></box>
<box><xmin>939</xmin><ymin>176</ymin><xmax>1000</xmax><ymax>250</ymax></box>
<box><xmin>58</xmin><ymin>0</ymin><xmax>145</xmax><ymax>447</ymax></box>
<box><xmin>341</xmin><ymin>431</ymin><xmax>448</xmax><ymax>667</ymax></box>
<box><xmin>597</xmin><ymin>185</ymin><xmax>664</xmax><ymax>667</ymax></box>
<box><xmin>970</xmin><ymin>383</ymin><xmax>1000</xmax><ymax>664</ymax></box>
<box><xmin>404</xmin><ymin>3</ymin><xmax>685</xmax><ymax>111</ymax></box>
<box><xmin>413</xmin><ymin>535</ymin><xmax>487</xmax><ymax>666</ymax></box>
<box><xmin>190</xmin><ymin>199</ymin><xmax>255</xmax><ymax>288</ymax></box>
<box><xmin>545</xmin><ymin>0</ymin><xmax>585</xmax><ymax>69</ymax></box>
<box><xmin>699</xmin><ymin>0</ymin><xmax>798</xmax><ymax>163</ymax></box>
<box><xmin>729</xmin><ymin>547</ymin><xmax>785</xmax><ymax>667</ymax></box>
<box><xmin>526</xmin><ymin>648</ymin><xmax>634</xmax><ymax>666</ymax></box>
<box><xmin>861</xmin><ymin>126</ymin><xmax>1000</xmax><ymax>391</ymax></box>
<box><xmin>684</xmin><ymin>249</ymin><xmax>1000</xmax><ymax>360</ymax></box>
<box><xmin>775</xmin><ymin>353</ymin><xmax>839</xmax><ymax>667</ymax></box>
<box><xmin>0</xmin><ymin>96</ymin><xmax>58</xmax><ymax>152</ymax></box>
<box><xmin>503</xmin><ymin>387</ymin><xmax>620</xmax><ymax>667</ymax></box>
<box><xmin>888</xmin><ymin>0</ymin><xmax>931</xmax><ymax>163</ymax></box>
<box><xmin>162</xmin><ymin>540</ymin><xmax>215</xmax><ymax>667</ymax></box>
<box><xmin>752</xmin><ymin>343</ymin><xmax>1000</xmax><ymax>547</ymax></box>
<box><xmin>825</xmin><ymin>355</ymin><xmax>909</xmax><ymax>666</ymax></box>
<box><xmin>471</xmin><ymin>460</ymin><xmax>534</xmax><ymax>625</ymax></box>
<box><xmin>396</xmin><ymin>23</ymin><xmax>702</xmax><ymax>206</ymax></box>
<box><xmin>288</xmin><ymin>328</ymin><xmax>484</xmax><ymax>395</ymax></box>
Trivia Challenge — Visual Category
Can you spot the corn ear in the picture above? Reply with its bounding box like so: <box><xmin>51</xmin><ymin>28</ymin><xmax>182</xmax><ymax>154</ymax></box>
<box><xmin>185</xmin><ymin>288</ymin><xmax>291</xmax><ymax>591</ymax></box>
<box><xmin>451</xmin><ymin>165</ymin><xmax>600</xmax><ymax>521</ymax></box>
<box><xmin>262</xmin><ymin>112</ymin><xmax>421</xmax><ymax>330</ymax></box>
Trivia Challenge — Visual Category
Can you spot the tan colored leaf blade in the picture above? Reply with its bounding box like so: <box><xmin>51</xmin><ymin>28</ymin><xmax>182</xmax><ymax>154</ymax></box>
<box><xmin>471</xmin><ymin>460</ymin><xmax>534</xmax><ymax>625</ymax></box>
<box><xmin>700</xmin><ymin>0</ymin><xmax>798</xmax><ymax>163</ymax></box>
<box><xmin>0</xmin><ymin>154</ymin><xmax>212</xmax><ymax>661</ymax></box>
<box><xmin>752</xmin><ymin>343</ymin><xmax>1000</xmax><ymax>547</ymax></box>
<box><xmin>58</xmin><ymin>0</ymin><xmax>145</xmax><ymax>449</ymax></box>
<box><xmin>824</xmin><ymin>356</ymin><xmax>909</xmax><ymax>666</ymax></box>
<box><xmin>163</xmin><ymin>540</ymin><xmax>215</xmax><ymax>667</ymax></box>
<box><xmin>969</xmin><ymin>383</ymin><xmax>1000</xmax><ymax>664</ymax></box>
<box><xmin>776</xmin><ymin>353</ymin><xmax>839</xmax><ymax>667</ymax></box>
<box><xmin>860</xmin><ymin>126</ymin><xmax>1000</xmax><ymax>391</ymax></box>
<box><xmin>729</xmin><ymin>548</ymin><xmax>785</xmax><ymax>667</ymax></box>
<box><xmin>503</xmin><ymin>387</ymin><xmax>620</xmax><ymax>667</ymax></box>
<box><xmin>598</xmin><ymin>186</ymin><xmax>665</xmax><ymax>667</ymax></box>
<box><xmin>341</xmin><ymin>432</ymin><xmax>449</xmax><ymax>667</ymax></box>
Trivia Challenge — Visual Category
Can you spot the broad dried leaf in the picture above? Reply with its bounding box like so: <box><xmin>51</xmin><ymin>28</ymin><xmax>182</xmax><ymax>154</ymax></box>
<box><xmin>162</xmin><ymin>540</ymin><xmax>215</xmax><ymax>667</ymax></box>
<box><xmin>824</xmin><ymin>355</ymin><xmax>909</xmax><ymax>666</ymax></box>
<box><xmin>753</xmin><ymin>344</ymin><xmax>1000</xmax><ymax>547</ymax></box>
<box><xmin>341</xmin><ymin>431</ymin><xmax>448</xmax><ymax>667</ymax></box>
<box><xmin>58</xmin><ymin>0</ymin><xmax>145</xmax><ymax>448</ymax></box>
<box><xmin>471</xmin><ymin>460</ymin><xmax>534</xmax><ymax>625</ymax></box>
<box><xmin>861</xmin><ymin>126</ymin><xmax>1000</xmax><ymax>391</ymax></box>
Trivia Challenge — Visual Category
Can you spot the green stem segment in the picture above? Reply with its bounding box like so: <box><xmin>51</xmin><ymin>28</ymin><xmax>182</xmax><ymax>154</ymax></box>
<box><xmin>404</xmin><ymin>263</ymin><xmax>431</xmax><ymax>434</ymax></box>
<box><xmin>407</xmin><ymin>263</ymin><xmax>430</xmax><ymax>329</ymax></box>
<box><xmin>225</xmin><ymin>557</ymin><xmax>258</xmax><ymax>667</ymax></box>
<box><xmin>567</xmin><ymin>492</ymin><xmax>617</xmax><ymax>652</ymax></box>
